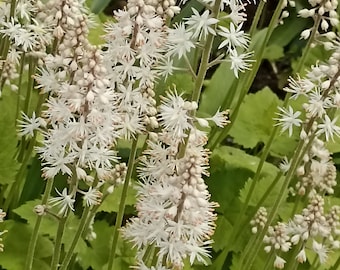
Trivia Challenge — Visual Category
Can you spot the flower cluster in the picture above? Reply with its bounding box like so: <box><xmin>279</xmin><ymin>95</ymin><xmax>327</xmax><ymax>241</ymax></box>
<box><xmin>266</xmin><ymin>22</ymin><xmax>340</xmax><ymax>268</ymax></box>
<box><xmin>263</xmin><ymin>195</ymin><xmax>340</xmax><ymax>268</ymax></box>
<box><xmin>298</xmin><ymin>0</ymin><xmax>338</xmax><ymax>40</ymax></box>
<box><xmin>123</xmin><ymin>91</ymin><xmax>229</xmax><ymax>269</ymax></box>
<box><xmin>27</xmin><ymin>0</ymin><xmax>124</xmax><ymax>216</ymax></box>
<box><xmin>295</xmin><ymin>138</ymin><xmax>337</xmax><ymax>196</ymax></box>
<box><xmin>0</xmin><ymin>0</ymin><xmax>54</xmax><ymax>93</ymax></box>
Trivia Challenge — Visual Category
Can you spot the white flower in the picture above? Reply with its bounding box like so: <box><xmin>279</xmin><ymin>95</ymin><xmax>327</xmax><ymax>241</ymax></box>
<box><xmin>312</xmin><ymin>240</ymin><xmax>328</xmax><ymax>264</ymax></box>
<box><xmin>49</xmin><ymin>188</ymin><xmax>75</xmax><ymax>216</ymax></box>
<box><xmin>156</xmin><ymin>58</ymin><xmax>178</xmax><ymax>80</ymax></box>
<box><xmin>167</xmin><ymin>23</ymin><xmax>195</xmax><ymax>59</ymax></box>
<box><xmin>185</xmin><ymin>8</ymin><xmax>218</xmax><ymax>39</ymax></box>
<box><xmin>274</xmin><ymin>255</ymin><xmax>286</xmax><ymax>269</ymax></box>
<box><xmin>284</xmin><ymin>76</ymin><xmax>314</xmax><ymax>100</ymax></box>
<box><xmin>316</xmin><ymin>115</ymin><xmax>340</xmax><ymax>141</ymax></box>
<box><xmin>229</xmin><ymin>50</ymin><xmax>253</xmax><ymax>78</ymax></box>
<box><xmin>279</xmin><ymin>157</ymin><xmax>291</xmax><ymax>173</ymax></box>
<box><xmin>159</xmin><ymin>91</ymin><xmax>194</xmax><ymax>138</ymax></box>
<box><xmin>274</xmin><ymin>106</ymin><xmax>302</xmax><ymax>137</ymax></box>
<box><xmin>81</xmin><ymin>187</ymin><xmax>102</xmax><ymax>207</ymax></box>
<box><xmin>218</xmin><ymin>23</ymin><xmax>249</xmax><ymax>51</ymax></box>
<box><xmin>305</xmin><ymin>90</ymin><xmax>332</xmax><ymax>118</ymax></box>
<box><xmin>17</xmin><ymin>111</ymin><xmax>43</xmax><ymax>137</ymax></box>
<box><xmin>207</xmin><ymin>109</ymin><xmax>230</xmax><ymax>127</ymax></box>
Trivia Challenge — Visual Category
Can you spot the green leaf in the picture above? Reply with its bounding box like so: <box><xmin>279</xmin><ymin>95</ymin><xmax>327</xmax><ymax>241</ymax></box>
<box><xmin>269</xmin><ymin>15</ymin><xmax>309</xmax><ymax>48</ymax></box>
<box><xmin>0</xmin><ymin>221</ymin><xmax>53</xmax><ymax>269</ymax></box>
<box><xmin>0</xmin><ymin>90</ymin><xmax>20</xmax><ymax>185</ymax></box>
<box><xmin>88</xmin><ymin>15</ymin><xmax>106</xmax><ymax>45</ymax></box>
<box><xmin>210</xmin><ymin>145</ymin><xmax>279</xmax><ymax>213</ymax></box>
<box><xmin>91</xmin><ymin>0</ymin><xmax>111</xmax><ymax>13</ymax></box>
<box><xmin>228</xmin><ymin>87</ymin><xmax>299</xmax><ymax>156</ymax></box>
<box><xmin>228</xmin><ymin>87</ymin><xmax>279</xmax><ymax>149</ymax></box>
<box><xmin>262</xmin><ymin>44</ymin><xmax>284</xmax><ymax>61</ymax></box>
<box><xmin>199</xmin><ymin>61</ymin><xmax>236</xmax><ymax>116</ymax></box>
<box><xmin>239</xmin><ymin>175</ymin><xmax>287</xmax><ymax>208</ymax></box>
<box><xmin>18</xmin><ymin>155</ymin><xmax>45</xmax><ymax>205</ymax></box>
<box><xmin>78</xmin><ymin>221</ymin><xmax>112</xmax><ymax>269</ymax></box>
<box><xmin>98</xmin><ymin>183</ymin><xmax>137</xmax><ymax>213</ymax></box>
<box><xmin>212</xmin><ymin>215</ymin><xmax>232</xmax><ymax>252</ymax></box>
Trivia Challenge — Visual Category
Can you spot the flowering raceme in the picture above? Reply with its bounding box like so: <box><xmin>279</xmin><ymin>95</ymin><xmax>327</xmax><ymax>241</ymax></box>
<box><xmin>123</xmin><ymin>92</ymin><xmax>226</xmax><ymax>269</ymax></box>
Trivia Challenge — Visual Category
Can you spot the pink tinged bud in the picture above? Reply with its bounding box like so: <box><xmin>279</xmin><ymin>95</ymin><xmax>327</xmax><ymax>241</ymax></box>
<box><xmin>75</xmin><ymin>47</ymin><xmax>83</xmax><ymax>55</ymax></box>
<box><xmin>67</xmin><ymin>16</ymin><xmax>75</xmax><ymax>26</ymax></box>
<box><xmin>183</xmin><ymin>198</ymin><xmax>191</xmax><ymax>209</ymax></box>
<box><xmin>86</xmin><ymin>91</ymin><xmax>95</xmax><ymax>102</ymax></box>
<box><xmin>89</xmin><ymin>59</ymin><xmax>96</xmax><ymax>68</ymax></box>
<box><xmin>166</xmin><ymin>8</ymin><xmax>174</xmax><ymax>18</ymax></box>
<box><xmin>334</xmin><ymin>92</ymin><xmax>340</xmax><ymax>107</ymax></box>
<box><xmin>296</xmin><ymin>166</ymin><xmax>305</xmax><ymax>176</ymax></box>
<box><xmin>166</xmin><ymin>206</ymin><xmax>177</xmax><ymax>218</ymax></box>
<box><xmin>291</xmin><ymin>234</ymin><xmax>300</xmax><ymax>245</ymax></box>
<box><xmin>330</xmin><ymin>17</ymin><xmax>339</xmax><ymax>26</ymax></box>
<box><xmin>107</xmin><ymin>185</ymin><xmax>114</xmax><ymax>194</ymax></box>
<box><xmin>56</xmin><ymin>10</ymin><xmax>62</xmax><ymax>20</ymax></box>
<box><xmin>70</xmin><ymin>61</ymin><xmax>78</xmax><ymax>71</ymax></box>
<box><xmin>296</xmin><ymin>249</ymin><xmax>306</xmax><ymax>263</ymax></box>
<box><xmin>156</xmin><ymin>6</ymin><xmax>164</xmax><ymax>14</ymax></box>
<box><xmin>264</xmin><ymin>246</ymin><xmax>271</xmax><ymax>253</ymax></box>
<box><xmin>149</xmin><ymin>117</ymin><xmax>159</xmax><ymax>128</ymax></box>
<box><xmin>274</xmin><ymin>255</ymin><xmax>286</xmax><ymax>269</ymax></box>
<box><xmin>54</xmin><ymin>26</ymin><xmax>64</xmax><ymax>39</ymax></box>
<box><xmin>197</xmin><ymin>197</ymin><xmax>208</xmax><ymax>207</ymax></box>
<box><xmin>136</xmin><ymin>15</ymin><xmax>143</xmax><ymax>25</ymax></box>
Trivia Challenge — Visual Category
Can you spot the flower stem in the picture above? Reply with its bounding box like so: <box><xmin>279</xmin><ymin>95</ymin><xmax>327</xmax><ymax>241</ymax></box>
<box><xmin>59</xmin><ymin>206</ymin><xmax>91</xmax><ymax>270</ymax></box>
<box><xmin>107</xmin><ymin>137</ymin><xmax>139</xmax><ymax>270</ymax></box>
<box><xmin>24</xmin><ymin>178</ymin><xmax>54</xmax><ymax>270</ymax></box>
<box><xmin>249</xmin><ymin>0</ymin><xmax>266</xmax><ymax>38</ymax></box>
<box><xmin>15</xmin><ymin>52</ymin><xmax>26</xmax><ymax>122</ymax></box>
<box><xmin>51</xmin><ymin>216</ymin><xmax>68</xmax><ymax>270</ymax></box>
<box><xmin>177</xmin><ymin>0</ymin><xmax>221</xmax><ymax>159</ymax></box>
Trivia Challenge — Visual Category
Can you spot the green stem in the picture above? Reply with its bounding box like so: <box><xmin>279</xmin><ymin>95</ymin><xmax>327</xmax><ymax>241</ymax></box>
<box><xmin>24</xmin><ymin>56</ymin><xmax>36</xmax><ymax>115</ymax></box>
<box><xmin>51</xmin><ymin>170</ymin><xmax>79</xmax><ymax>270</ymax></box>
<box><xmin>51</xmin><ymin>216</ymin><xmax>67</xmax><ymax>270</ymax></box>
<box><xmin>234</xmin><ymin>171</ymin><xmax>283</xmax><ymax>245</ymax></box>
<box><xmin>107</xmin><ymin>137</ymin><xmax>139</xmax><ymax>270</ymax></box>
<box><xmin>263</xmin><ymin>251</ymin><xmax>275</xmax><ymax>270</ymax></box>
<box><xmin>15</xmin><ymin>52</ymin><xmax>26</xmax><ymax>121</ymax></box>
<box><xmin>249</xmin><ymin>0</ymin><xmax>266</xmax><ymax>38</ymax></box>
<box><xmin>59</xmin><ymin>206</ymin><xmax>91</xmax><ymax>270</ymax></box>
<box><xmin>24</xmin><ymin>179</ymin><xmax>54</xmax><ymax>270</ymax></box>
<box><xmin>330</xmin><ymin>253</ymin><xmax>340</xmax><ymax>270</ymax></box>
<box><xmin>3</xmin><ymin>132</ymin><xmax>37</xmax><ymax>211</ymax></box>
<box><xmin>177</xmin><ymin>0</ymin><xmax>221</xmax><ymax>159</ymax></box>
<box><xmin>191</xmin><ymin>0</ymin><xmax>221</xmax><ymax>104</ymax></box>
